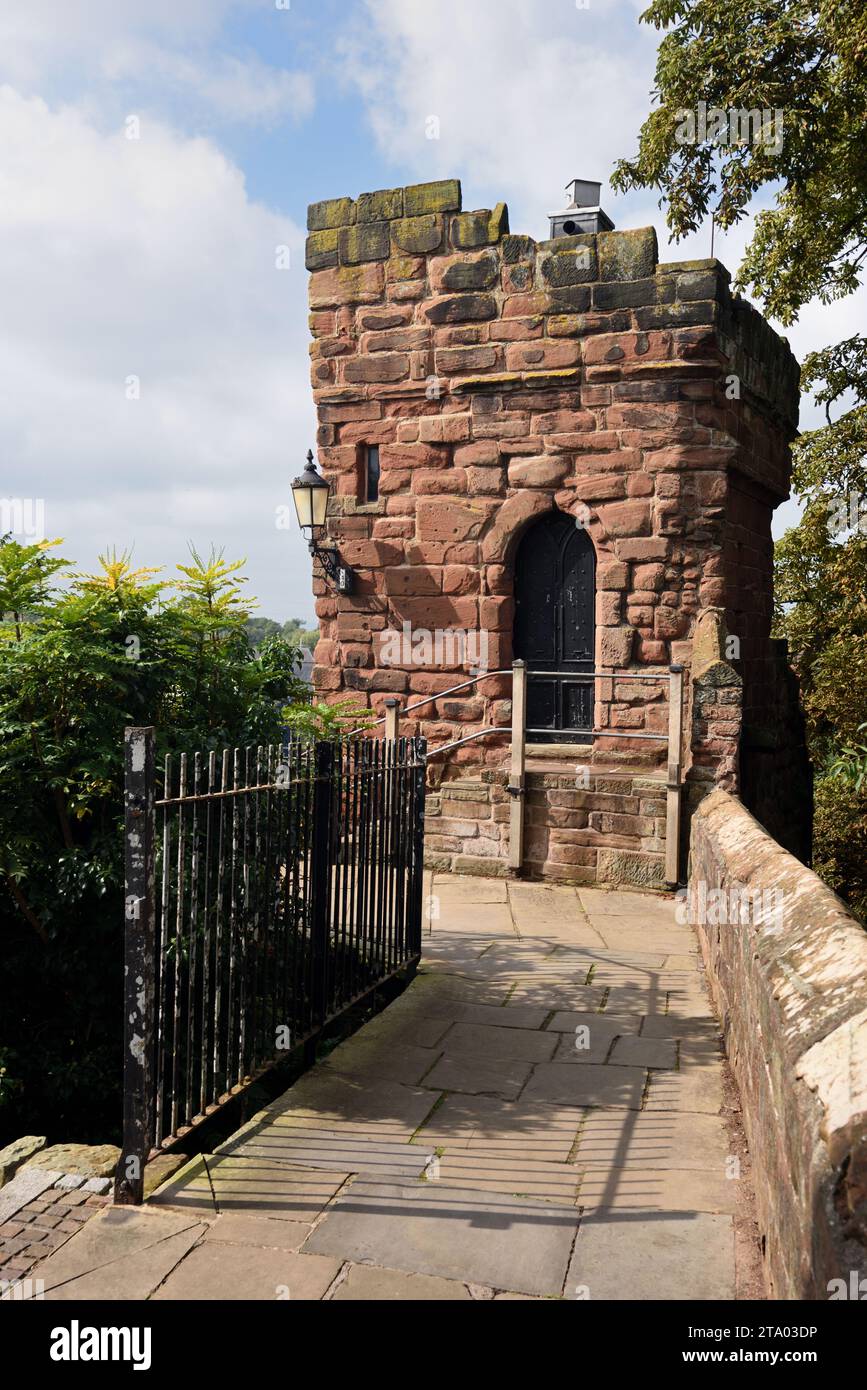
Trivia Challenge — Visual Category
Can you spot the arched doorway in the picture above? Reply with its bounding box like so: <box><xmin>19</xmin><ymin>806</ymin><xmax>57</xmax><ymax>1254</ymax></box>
<box><xmin>513</xmin><ymin>511</ymin><xmax>596</xmax><ymax>744</ymax></box>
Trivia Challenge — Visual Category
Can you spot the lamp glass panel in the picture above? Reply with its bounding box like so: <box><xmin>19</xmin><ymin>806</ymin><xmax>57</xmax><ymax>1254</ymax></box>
<box><xmin>292</xmin><ymin>484</ymin><xmax>314</xmax><ymax>530</ymax></box>
<box><xmin>311</xmin><ymin>481</ymin><xmax>329</xmax><ymax>530</ymax></box>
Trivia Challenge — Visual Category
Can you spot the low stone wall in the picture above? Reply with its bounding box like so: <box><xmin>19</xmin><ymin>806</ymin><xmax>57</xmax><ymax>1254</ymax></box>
<box><xmin>424</xmin><ymin>768</ymin><xmax>667</xmax><ymax>885</ymax></box>
<box><xmin>688</xmin><ymin>790</ymin><xmax>867</xmax><ymax>1299</ymax></box>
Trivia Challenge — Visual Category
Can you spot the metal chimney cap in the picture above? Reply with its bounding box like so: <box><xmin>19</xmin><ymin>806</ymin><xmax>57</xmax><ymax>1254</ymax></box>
<box><xmin>565</xmin><ymin>178</ymin><xmax>602</xmax><ymax>209</ymax></box>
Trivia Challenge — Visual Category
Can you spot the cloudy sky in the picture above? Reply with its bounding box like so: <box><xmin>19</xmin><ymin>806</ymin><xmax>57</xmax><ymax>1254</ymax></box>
<box><xmin>2</xmin><ymin>0</ymin><xmax>862</xmax><ymax>622</ymax></box>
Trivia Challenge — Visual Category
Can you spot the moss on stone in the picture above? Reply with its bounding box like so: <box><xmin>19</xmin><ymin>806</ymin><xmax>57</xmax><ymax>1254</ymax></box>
<box><xmin>451</xmin><ymin>211</ymin><xmax>495</xmax><ymax>249</ymax></box>
<box><xmin>452</xmin><ymin>372</ymin><xmax>523</xmax><ymax>394</ymax></box>
<box><xmin>502</xmin><ymin>234</ymin><xmax>536</xmax><ymax>264</ymax></box>
<box><xmin>391</xmin><ymin>215</ymin><xmax>444</xmax><ymax>255</ymax></box>
<box><xmin>488</xmin><ymin>203</ymin><xmax>510</xmax><ymax>242</ymax></box>
<box><xmin>597</xmin><ymin>228</ymin><xmax>658</xmax><ymax>283</ymax></box>
<box><xmin>308</xmin><ymin>197</ymin><xmax>356</xmax><ymax>232</ymax></box>
<box><xmin>441</xmin><ymin>252</ymin><xmax>499</xmax><ymax>291</ymax></box>
<box><xmin>404</xmin><ymin>179</ymin><xmax>462</xmax><ymax>216</ymax></box>
<box><xmin>541</xmin><ymin>248</ymin><xmax>598</xmax><ymax>287</ymax></box>
<box><xmin>305</xmin><ymin>229</ymin><xmax>339</xmax><ymax>271</ymax></box>
<box><xmin>357</xmin><ymin>188</ymin><xmax>405</xmax><ymax>223</ymax></box>
<box><xmin>339</xmin><ymin>222</ymin><xmax>391</xmax><ymax>264</ymax></box>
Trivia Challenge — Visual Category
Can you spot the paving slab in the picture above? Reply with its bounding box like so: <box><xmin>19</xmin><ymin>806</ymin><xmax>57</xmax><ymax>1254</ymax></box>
<box><xmin>266</xmin><ymin>1074</ymin><xmax>440</xmax><ymax>1136</ymax></box>
<box><xmin>150</xmin><ymin>1155</ymin><xmax>349</xmax><ymax>1221</ymax></box>
<box><xmin>351</xmin><ymin>1011</ymin><xmax>453</xmax><ymax>1049</ymax></box>
<box><xmin>550</xmin><ymin>1015</ymin><xmax>641</xmax><ymax>1065</ymax></box>
<box><xmin>571</xmin><ymin>1109</ymin><xmax>730</xmax><ymax>1175</ymax></box>
<box><xmin>639</xmin><ymin>1013</ymin><xmax>718</xmax><ymax>1040</ymax></box>
<box><xmin>577</xmin><ymin>888</ymin><xmax>679</xmax><ymax>924</ymax></box>
<box><xmin>219</xmin><ymin>1122</ymin><xmax>429</xmax><ymax>1180</ymax></box>
<box><xmin>609</xmin><ymin>1035</ymin><xmax>678</xmax><ymax>1070</ymax></box>
<box><xmin>29</xmin><ymin>1206</ymin><xmax>205</xmax><ymax>1298</ymax></box>
<box><xmin>391</xmin><ymin>996</ymin><xmax>550</xmax><ymax>1031</ymax></box>
<box><xmin>412</xmin><ymin>1095</ymin><xmax>584</xmax><ymax>1162</ymax></box>
<box><xmin>201</xmin><ymin>1214</ymin><xmax>313</xmax><ymax>1250</ymax></box>
<box><xmin>567</xmin><ymin>1212</ymin><xmax>735</xmax><ymax>1300</ymax></box>
<box><xmin>521</xmin><ymin>1062</ymin><xmax>646</xmax><ymax>1109</ymax></box>
<box><xmin>436</xmin><ymin>1154</ymin><xmax>581</xmax><ymax>1203</ymax></box>
<box><xmin>420</xmin><ymin>1055</ymin><xmax>532</xmax><ymax>1100</ymax></box>
<box><xmin>304</xmin><ymin>1177</ymin><xmax>580</xmax><ymax>1297</ymax></box>
<box><xmin>506</xmin><ymin>983</ymin><xmax>608</xmax><ymax>1012</ymax></box>
<box><xmin>320</xmin><ymin>1038</ymin><xmax>442</xmax><ymax>1086</ymax></box>
<box><xmin>440</xmin><ymin>1022</ymin><xmax>558</xmax><ymax>1065</ymax></box>
<box><xmin>643</xmin><ymin>1066</ymin><xmax>724</xmax><ymax>1115</ymax></box>
<box><xmin>152</xmin><ymin>1244</ymin><xmax>341</xmax><ymax>1301</ymax></box>
<box><xmin>576</xmin><ymin>1165</ymin><xmax>738</xmax><ymax>1216</ymax></box>
<box><xmin>331</xmin><ymin>1264</ymin><xmax>474</xmax><ymax>1300</ymax></box>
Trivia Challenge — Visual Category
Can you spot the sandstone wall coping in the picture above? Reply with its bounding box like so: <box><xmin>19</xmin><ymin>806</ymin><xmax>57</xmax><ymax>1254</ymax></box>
<box><xmin>690</xmin><ymin>789</ymin><xmax>867</xmax><ymax>1297</ymax></box>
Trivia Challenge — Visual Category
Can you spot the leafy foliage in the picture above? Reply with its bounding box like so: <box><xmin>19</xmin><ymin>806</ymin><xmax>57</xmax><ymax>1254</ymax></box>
<box><xmin>246</xmin><ymin>616</ymin><xmax>319</xmax><ymax>650</ymax></box>
<box><xmin>0</xmin><ymin>540</ymin><xmax>311</xmax><ymax>1142</ymax></box>
<box><xmin>614</xmin><ymin>0</ymin><xmax>867</xmax><ymax>919</ymax></box>
<box><xmin>281</xmin><ymin>697</ymin><xmax>375</xmax><ymax>742</ymax></box>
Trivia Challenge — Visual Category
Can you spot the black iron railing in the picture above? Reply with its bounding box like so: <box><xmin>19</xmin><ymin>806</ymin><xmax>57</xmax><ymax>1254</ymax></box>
<box><xmin>116</xmin><ymin>730</ymin><xmax>426</xmax><ymax>1203</ymax></box>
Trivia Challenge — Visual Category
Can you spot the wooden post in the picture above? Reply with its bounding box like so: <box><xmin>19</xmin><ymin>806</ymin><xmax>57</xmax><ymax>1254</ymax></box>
<box><xmin>384</xmin><ymin>698</ymin><xmax>400</xmax><ymax>742</ymax></box>
<box><xmin>508</xmin><ymin>661</ymin><xmax>527</xmax><ymax>872</ymax></box>
<box><xmin>665</xmin><ymin>665</ymin><xmax>684</xmax><ymax>887</ymax></box>
<box><xmin>115</xmin><ymin>727</ymin><xmax>156</xmax><ymax>1206</ymax></box>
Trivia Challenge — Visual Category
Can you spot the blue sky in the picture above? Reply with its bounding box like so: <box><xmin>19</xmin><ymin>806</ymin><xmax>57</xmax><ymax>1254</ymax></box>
<box><xmin>1</xmin><ymin>0</ymin><xmax>861</xmax><ymax>622</ymax></box>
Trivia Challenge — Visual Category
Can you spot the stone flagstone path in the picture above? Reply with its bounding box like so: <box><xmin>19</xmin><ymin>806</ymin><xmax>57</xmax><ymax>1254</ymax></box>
<box><xmin>29</xmin><ymin>875</ymin><xmax>760</xmax><ymax>1301</ymax></box>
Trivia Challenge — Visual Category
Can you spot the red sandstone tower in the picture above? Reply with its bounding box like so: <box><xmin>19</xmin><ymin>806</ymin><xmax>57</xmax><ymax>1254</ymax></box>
<box><xmin>304</xmin><ymin>178</ymin><xmax>809</xmax><ymax>887</ymax></box>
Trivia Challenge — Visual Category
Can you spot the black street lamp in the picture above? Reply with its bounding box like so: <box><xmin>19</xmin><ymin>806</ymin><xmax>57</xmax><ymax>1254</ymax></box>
<box><xmin>290</xmin><ymin>450</ymin><xmax>354</xmax><ymax>594</ymax></box>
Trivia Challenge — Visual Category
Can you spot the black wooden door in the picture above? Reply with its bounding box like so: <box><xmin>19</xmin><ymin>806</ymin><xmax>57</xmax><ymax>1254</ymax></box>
<box><xmin>513</xmin><ymin>512</ymin><xmax>595</xmax><ymax>743</ymax></box>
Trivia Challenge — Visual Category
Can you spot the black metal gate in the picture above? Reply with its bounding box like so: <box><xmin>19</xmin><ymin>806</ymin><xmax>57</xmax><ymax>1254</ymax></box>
<box><xmin>513</xmin><ymin>511</ymin><xmax>596</xmax><ymax>743</ymax></box>
<box><xmin>116</xmin><ymin>730</ymin><xmax>426</xmax><ymax>1203</ymax></box>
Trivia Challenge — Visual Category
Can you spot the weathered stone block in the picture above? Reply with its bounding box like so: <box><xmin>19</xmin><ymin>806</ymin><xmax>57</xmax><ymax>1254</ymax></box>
<box><xmin>541</xmin><ymin>245</ymin><xmax>597</xmax><ymax>287</ymax></box>
<box><xmin>423</xmin><ymin>294</ymin><xmax>498</xmax><ymax>325</ymax></box>
<box><xmin>309</xmin><ymin>263</ymin><xmax>385</xmax><ymax>307</ymax></box>
<box><xmin>392</xmin><ymin>215</ymin><xmax>445</xmax><ymax>255</ymax></box>
<box><xmin>343</xmin><ymin>353</ymin><xmax>409</xmax><ymax>384</ymax></box>
<box><xmin>357</xmin><ymin>187</ymin><xmax>404</xmax><ymax>222</ymax></box>
<box><xmin>599</xmin><ymin>626</ymin><xmax>634</xmax><ymax>667</ymax></box>
<box><xmin>305</xmin><ymin>229</ymin><xmax>339</xmax><ymax>271</ymax></box>
<box><xmin>308</xmin><ymin>197</ymin><xmax>356</xmax><ymax>231</ymax></box>
<box><xmin>437</xmin><ymin>252</ymin><xmax>500</xmax><ymax>292</ymax></box>
<box><xmin>404</xmin><ymin>180</ymin><xmax>462</xmax><ymax>215</ymax></box>
<box><xmin>339</xmin><ymin>222</ymin><xmax>391</xmax><ymax>264</ymax></box>
<box><xmin>502</xmin><ymin>234</ymin><xmax>536</xmax><ymax>264</ymax></box>
<box><xmin>451</xmin><ymin>211</ymin><xmax>494</xmax><ymax>249</ymax></box>
<box><xmin>507</xmin><ymin>456</ymin><xmax>568</xmax><ymax>489</ymax></box>
<box><xmin>597</xmin><ymin>228</ymin><xmax>658</xmax><ymax>282</ymax></box>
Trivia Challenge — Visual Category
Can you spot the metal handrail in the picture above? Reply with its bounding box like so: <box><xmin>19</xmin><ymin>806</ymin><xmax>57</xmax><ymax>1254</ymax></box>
<box><xmin>428</xmin><ymin>726</ymin><xmax>510</xmax><ymax>757</ymax></box>
<box><xmin>526</xmin><ymin>669</ymin><xmax>676</xmax><ymax>683</ymax></box>
<box><xmin>355</xmin><ymin>670</ymin><xmax>512</xmax><ymax>734</ymax></box>
<box><xmin>359</xmin><ymin>664</ymin><xmax>678</xmax><ymax>736</ymax></box>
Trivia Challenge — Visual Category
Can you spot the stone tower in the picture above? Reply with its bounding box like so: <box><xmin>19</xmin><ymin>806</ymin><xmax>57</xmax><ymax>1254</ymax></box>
<box><xmin>304</xmin><ymin>178</ymin><xmax>809</xmax><ymax>885</ymax></box>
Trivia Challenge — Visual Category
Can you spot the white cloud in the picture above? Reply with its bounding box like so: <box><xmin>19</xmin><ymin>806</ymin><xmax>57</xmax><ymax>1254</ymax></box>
<box><xmin>0</xmin><ymin>86</ymin><xmax>317</xmax><ymax>619</ymax></box>
<box><xmin>342</xmin><ymin>0</ymin><xmax>867</xmax><ymax>542</ymax></box>
<box><xmin>100</xmin><ymin>42</ymin><xmax>315</xmax><ymax>128</ymax></box>
<box><xmin>0</xmin><ymin>1</ymin><xmax>312</xmax><ymax>129</ymax></box>
<box><xmin>339</xmin><ymin>0</ymin><xmax>659</xmax><ymax>237</ymax></box>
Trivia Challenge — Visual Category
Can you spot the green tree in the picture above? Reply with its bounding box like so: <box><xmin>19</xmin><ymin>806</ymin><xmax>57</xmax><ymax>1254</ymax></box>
<box><xmin>613</xmin><ymin>0</ymin><xmax>867</xmax><ymax>915</ymax></box>
<box><xmin>0</xmin><ymin>539</ymin><xmax>310</xmax><ymax>1141</ymax></box>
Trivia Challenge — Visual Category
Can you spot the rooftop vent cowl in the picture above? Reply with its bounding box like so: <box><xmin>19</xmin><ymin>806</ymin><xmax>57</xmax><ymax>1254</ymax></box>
<box><xmin>549</xmin><ymin>179</ymin><xmax>615</xmax><ymax>239</ymax></box>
